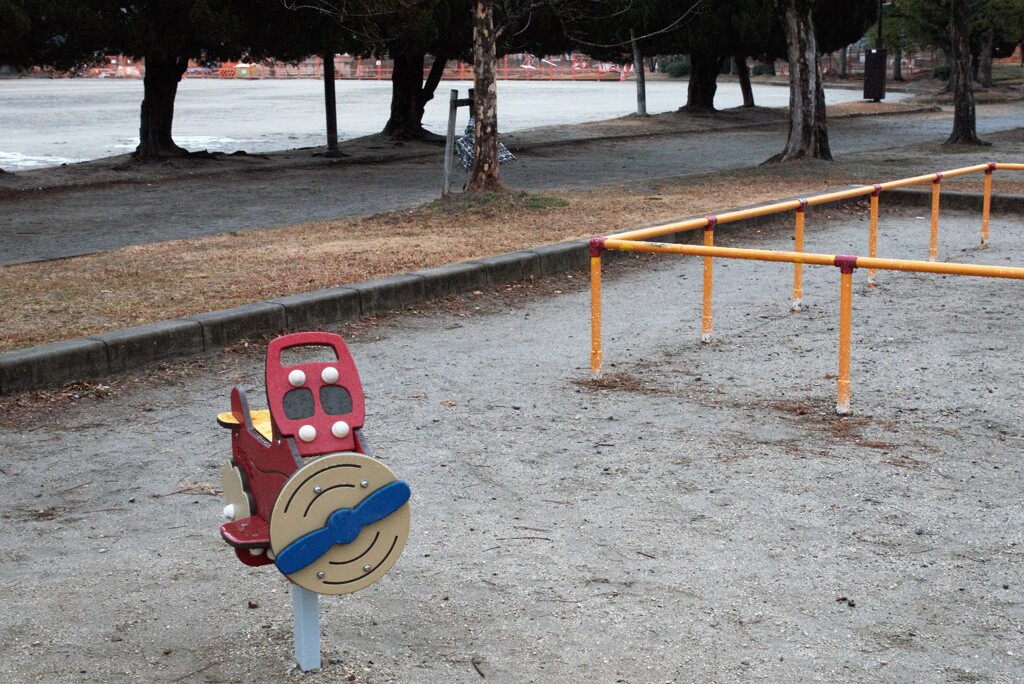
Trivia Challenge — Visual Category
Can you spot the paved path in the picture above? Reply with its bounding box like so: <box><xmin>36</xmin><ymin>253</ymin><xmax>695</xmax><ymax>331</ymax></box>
<box><xmin>1</xmin><ymin>104</ymin><xmax>1021</xmax><ymax>265</ymax></box>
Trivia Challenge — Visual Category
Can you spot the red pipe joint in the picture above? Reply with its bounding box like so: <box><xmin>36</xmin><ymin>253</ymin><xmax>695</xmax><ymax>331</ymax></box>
<box><xmin>834</xmin><ymin>255</ymin><xmax>858</xmax><ymax>274</ymax></box>
<box><xmin>872</xmin><ymin>184</ymin><xmax>882</xmax><ymax>197</ymax></box>
<box><xmin>796</xmin><ymin>199</ymin><xmax>809</xmax><ymax>213</ymax></box>
<box><xmin>704</xmin><ymin>215</ymin><xmax>718</xmax><ymax>232</ymax></box>
<box><xmin>986</xmin><ymin>161</ymin><xmax>997</xmax><ymax>174</ymax></box>
<box><xmin>589</xmin><ymin>236</ymin><xmax>606</xmax><ymax>257</ymax></box>
<box><xmin>933</xmin><ymin>172</ymin><xmax>943</xmax><ymax>184</ymax></box>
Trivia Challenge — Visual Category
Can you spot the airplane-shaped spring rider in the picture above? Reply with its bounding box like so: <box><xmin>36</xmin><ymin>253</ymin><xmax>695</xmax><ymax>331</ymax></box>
<box><xmin>215</xmin><ymin>332</ymin><xmax>410</xmax><ymax>670</ymax></box>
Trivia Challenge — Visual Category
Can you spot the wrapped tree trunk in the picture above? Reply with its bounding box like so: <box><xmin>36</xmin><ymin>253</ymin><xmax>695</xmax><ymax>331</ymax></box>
<box><xmin>892</xmin><ymin>47</ymin><xmax>903</xmax><ymax>81</ymax></box>
<box><xmin>976</xmin><ymin>27</ymin><xmax>994</xmax><ymax>88</ymax></box>
<box><xmin>838</xmin><ymin>45</ymin><xmax>848</xmax><ymax>78</ymax></box>
<box><xmin>467</xmin><ymin>0</ymin><xmax>503</xmax><ymax>192</ymax></box>
<box><xmin>766</xmin><ymin>0</ymin><xmax>831</xmax><ymax>162</ymax></box>
<box><xmin>134</xmin><ymin>55</ymin><xmax>190</xmax><ymax>160</ymax></box>
<box><xmin>945</xmin><ymin>0</ymin><xmax>988</xmax><ymax>145</ymax></box>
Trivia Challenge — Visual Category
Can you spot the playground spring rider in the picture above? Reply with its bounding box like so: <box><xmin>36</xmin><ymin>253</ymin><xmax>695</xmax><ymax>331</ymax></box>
<box><xmin>216</xmin><ymin>332</ymin><xmax>411</xmax><ymax>670</ymax></box>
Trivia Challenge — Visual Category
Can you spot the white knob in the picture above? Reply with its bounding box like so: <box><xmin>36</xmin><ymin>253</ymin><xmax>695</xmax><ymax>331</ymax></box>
<box><xmin>222</xmin><ymin>504</ymin><xmax>236</xmax><ymax>521</ymax></box>
<box><xmin>331</xmin><ymin>421</ymin><xmax>350</xmax><ymax>439</ymax></box>
<box><xmin>321</xmin><ymin>367</ymin><xmax>339</xmax><ymax>383</ymax></box>
<box><xmin>248</xmin><ymin>548</ymin><xmax>265</xmax><ymax>557</ymax></box>
<box><xmin>288</xmin><ymin>369</ymin><xmax>306</xmax><ymax>387</ymax></box>
<box><xmin>298</xmin><ymin>425</ymin><xmax>317</xmax><ymax>442</ymax></box>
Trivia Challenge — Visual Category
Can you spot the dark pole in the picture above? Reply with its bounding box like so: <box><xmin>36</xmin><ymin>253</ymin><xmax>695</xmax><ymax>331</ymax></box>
<box><xmin>322</xmin><ymin>53</ymin><xmax>339</xmax><ymax>153</ymax></box>
<box><xmin>863</xmin><ymin>0</ymin><xmax>887</xmax><ymax>102</ymax></box>
<box><xmin>877</xmin><ymin>0</ymin><xmax>883</xmax><ymax>48</ymax></box>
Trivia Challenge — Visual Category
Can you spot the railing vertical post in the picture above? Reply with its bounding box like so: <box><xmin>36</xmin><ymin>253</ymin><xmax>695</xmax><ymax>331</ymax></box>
<box><xmin>701</xmin><ymin>216</ymin><xmax>717</xmax><ymax>343</ymax></box>
<box><xmin>835</xmin><ymin>256</ymin><xmax>857</xmax><ymax>415</ymax></box>
<box><xmin>590</xmin><ymin>238</ymin><xmax>606</xmax><ymax>378</ymax></box>
<box><xmin>792</xmin><ymin>200</ymin><xmax>807</xmax><ymax>311</ymax></box>
<box><xmin>982</xmin><ymin>162</ymin><xmax>995</xmax><ymax>247</ymax></box>
<box><xmin>930</xmin><ymin>173</ymin><xmax>942</xmax><ymax>261</ymax></box>
<box><xmin>868</xmin><ymin>185</ymin><xmax>881</xmax><ymax>285</ymax></box>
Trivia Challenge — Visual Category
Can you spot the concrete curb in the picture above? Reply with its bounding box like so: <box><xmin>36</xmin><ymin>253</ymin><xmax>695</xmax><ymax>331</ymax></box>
<box><xmin>2</xmin><ymin>190</ymin><xmax>1022</xmax><ymax>395</ymax></box>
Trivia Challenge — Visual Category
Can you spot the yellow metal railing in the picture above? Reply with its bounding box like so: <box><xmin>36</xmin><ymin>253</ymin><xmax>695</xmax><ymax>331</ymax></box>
<box><xmin>588</xmin><ymin>162</ymin><xmax>1024</xmax><ymax>414</ymax></box>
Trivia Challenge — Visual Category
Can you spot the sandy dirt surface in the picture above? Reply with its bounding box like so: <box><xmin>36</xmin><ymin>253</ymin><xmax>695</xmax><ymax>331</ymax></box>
<box><xmin>2</xmin><ymin>205</ymin><xmax>1023</xmax><ymax>683</ymax></box>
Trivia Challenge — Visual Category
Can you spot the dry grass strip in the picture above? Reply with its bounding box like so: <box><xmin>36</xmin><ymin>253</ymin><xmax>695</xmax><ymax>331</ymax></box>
<box><xmin>3</xmin><ymin>143</ymin><xmax>1023</xmax><ymax>354</ymax></box>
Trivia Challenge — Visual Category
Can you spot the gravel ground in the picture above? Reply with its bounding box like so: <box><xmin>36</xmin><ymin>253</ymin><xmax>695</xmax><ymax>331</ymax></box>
<box><xmin>2</xmin><ymin>205</ymin><xmax>1022</xmax><ymax>683</ymax></box>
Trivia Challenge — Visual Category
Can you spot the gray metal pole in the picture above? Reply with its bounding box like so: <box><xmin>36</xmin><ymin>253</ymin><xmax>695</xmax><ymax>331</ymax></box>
<box><xmin>292</xmin><ymin>584</ymin><xmax>321</xmax><ymax>671</ymax></box>
<box><xmin>443</xmin><ymin>89</ymin><xmax>458</xmax><ymax>196</ymax></box>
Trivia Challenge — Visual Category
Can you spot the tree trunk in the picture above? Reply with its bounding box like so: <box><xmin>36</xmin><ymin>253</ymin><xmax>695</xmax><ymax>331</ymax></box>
<box><xmin>134</xmin><ymin>55</ymin><xmax>190</xmax><ymax>160</ymax></box>
<box><xmin>685</xmin><ymin>52</ymin><xmax>721</xmax><ymax>111</ymax></box>
<box><xmin>976</xmin><ymin>27</ymin><xmax>994</xmax><ymax>88</ymax></box>
<box><xmin>892</xmin><ymin>47</ymin><xmax>903</xmax><ymax>81</ymax></box>
<box><xmin>631</xmin><ymin>29</ymin><xmax>647</xmax><ymax>116</ymax></box>
<box><xmin>735</xmin><ymin>55</ymin><xmax>755</xmax><ymax>107</ymax></box>
<box><xmin>467</xmin><ymin>0</ymin><xmax>504</xmax><ymax>193</ymax></box>
<box><xmin>838</xmin><ymin>45</ymin><xmax>848</xmax><ymax>78</ymax></box>
<box><xmin>384</xmin><ymin>53</ymin><xmax>427</xmax><ymax>139</ymax></box>
<box><xmin>416</xmin><ymin>51</ymin><xmax>448</xmax><ymax>126</ymax></box>
<box><xmin>945</xmin><ymin>0</ymin><xmax>988</xmax><ymax>145</ymax></box>
<box><xmin>383</xmin><ymin>51</ymin><xmax>449</xmax><ymax>140</ymax></box>
<box><xmin>766</xmin><ymin>0</ymin><xmax>831</xmax><ymax>162</ymax></box>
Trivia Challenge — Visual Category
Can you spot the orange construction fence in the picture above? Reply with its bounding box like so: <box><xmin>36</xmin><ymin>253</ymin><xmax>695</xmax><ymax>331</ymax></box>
<box><xmin>588</xmin><ymin>162</ymin><xmax>1024</xmax><ymax>414</ymax></box>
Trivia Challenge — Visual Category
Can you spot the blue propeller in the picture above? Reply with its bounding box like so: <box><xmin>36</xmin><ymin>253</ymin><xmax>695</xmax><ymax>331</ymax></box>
<box><xmin>276</xmin><ymin>480</ymin><xmax>410</xmax><ymax>575</ymax></box>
